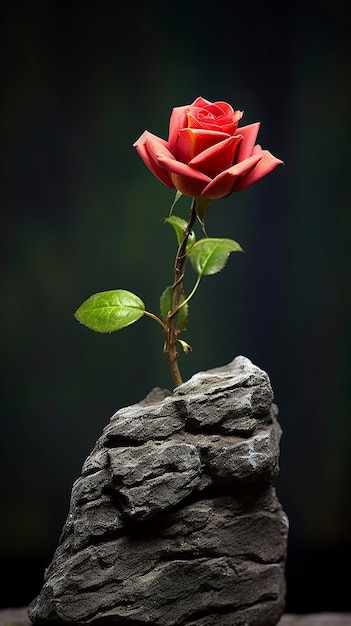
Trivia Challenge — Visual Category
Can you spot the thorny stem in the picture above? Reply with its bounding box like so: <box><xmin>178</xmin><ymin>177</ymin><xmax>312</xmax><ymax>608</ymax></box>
<box><xmin>164</xmin><ymin>197</ymin><xmax>197</xmax><ymax>387</ymax></box>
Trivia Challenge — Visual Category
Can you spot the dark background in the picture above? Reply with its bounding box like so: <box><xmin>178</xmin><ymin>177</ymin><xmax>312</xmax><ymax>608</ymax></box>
<box><xmin>1</xmin><ymin>0</ymin><xmax>350</xmax><ymax>614</ymax></box>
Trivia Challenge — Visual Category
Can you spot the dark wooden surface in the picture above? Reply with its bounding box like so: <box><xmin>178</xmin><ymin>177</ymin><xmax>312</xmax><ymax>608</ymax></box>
<box><xmin>1</xmin><ymin>608</ymin><xmax>351</xmax><ymax>625</ymax></box>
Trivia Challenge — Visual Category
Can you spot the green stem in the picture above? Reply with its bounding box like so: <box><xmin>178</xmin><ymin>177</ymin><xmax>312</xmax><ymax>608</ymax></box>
<box><xmin>144</xmin><ymin>310</ymin><xmax>168</xmax><ymax>333</ymax></box>
<box><xmin>164</xmin><ymin>197</ymin><xmax>197</xmax><ymax>387</ymax></box>
<box><xmin>174</xmin><ymin>275</ymin><xmax>202</xmax><ymax>313</ymax></box>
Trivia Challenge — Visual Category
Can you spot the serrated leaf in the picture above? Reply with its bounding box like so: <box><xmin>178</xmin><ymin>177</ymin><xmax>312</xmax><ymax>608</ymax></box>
<box><xmin>74</xmin><ymin>289</ymin><xmax>145</xmax><ymax>333</ymax></box>
<box><xmin>160</xmin><ymin>285</ymin><xmax>188</xmax><ymax>331</ymax></box>
<box><xmin>188</xmin><ymin>238</ymin><xmax>243</xmax><ymax>277</ymax></box>
<box><xmin>165</xmin><ymin>215</ymin><xmax>196</xmax><ymax>251</ymax></box>
<box><xmin>160</xmin><ymin>286</ymin><xmax>173</xmax><ymax>321</ymax></box>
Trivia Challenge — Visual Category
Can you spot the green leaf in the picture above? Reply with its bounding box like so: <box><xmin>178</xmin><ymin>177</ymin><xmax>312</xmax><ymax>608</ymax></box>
<box><xmin>165</xmin><ymin>215</ymin><xmax>196</xmax><ymax>251</ymax></box>
<box><xmin>168</xmin><ymin>190</ymin><xmax>183</xmax><ymax>216</ymax></box>
<box><xmin>160</xmin><ymin>286</ymin><xmax>188</xmax><ymax>331</ymax></box>
<box><xmin>195</xmin><ymin>196</ymin><xmax>211</xmax><ymax>232</ymax></box>
<box><xmin>74</xmin><ymin>289</ymin><xmax>145</xmax><ymax>333</ymax></box>
<box><xmin>160</xmin><ymin>286</ymin><xmax>173</xmax><ymax>321</ymax></box>
<box><xmin>178</xmin><ymin>339</ymin><xmax>192</xmax><ymax>354</ymax></box>
<box><xmin>188</xmin><ymin>238</ymin><xmax>243</xmax><ymax>277</ymax></box>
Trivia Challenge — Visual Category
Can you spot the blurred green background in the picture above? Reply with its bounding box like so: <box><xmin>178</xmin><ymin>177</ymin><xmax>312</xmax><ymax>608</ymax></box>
<box><xmin>1</xmin><ymin>0</ymin><xmax>350</xmax><ymax>613</ymax></box>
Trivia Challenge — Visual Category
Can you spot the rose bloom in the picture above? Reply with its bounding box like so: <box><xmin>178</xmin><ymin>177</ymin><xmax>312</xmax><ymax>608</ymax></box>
<box><xmin>134</xmin><ymin>96</ymin><xmax>283</xmax><ymax>200</ymax></box>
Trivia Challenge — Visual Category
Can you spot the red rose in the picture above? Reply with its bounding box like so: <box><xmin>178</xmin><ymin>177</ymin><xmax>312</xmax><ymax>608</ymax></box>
<box><xmin>134</xmin><ymin>96</ymin><xmax>283</xmax><ymax>200</ymax></box>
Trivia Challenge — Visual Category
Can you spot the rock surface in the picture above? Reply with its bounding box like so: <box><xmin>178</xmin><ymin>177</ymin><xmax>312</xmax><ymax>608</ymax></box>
<box><xmin>3</xmin><ymin>608</ymin><xmax>351</xmax><ymax>626</ymax></box>
<box><xmin>28</xmin><ymin>356</ymin><xmax>289</xmax><ymax>625</ymax></box>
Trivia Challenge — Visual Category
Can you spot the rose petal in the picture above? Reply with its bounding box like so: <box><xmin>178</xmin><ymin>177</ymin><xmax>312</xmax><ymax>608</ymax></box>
<box><xmin>235</xmin><ymin>123</ymin><xmax>261</xmax><ymax>161</ymax></box>
<box><xmin>206</xmin><ymin>101</ymin><xmax>235</xmax><ymax>117</ymax></box>
<box><xmin>235</xmin><ymin>149</ymin><xmax>284</xmax><ymax>191</ymax></box>
<box><xmin>157</xmin><ymin>155</ymin><xmax>211</xmax><ymax>197</ymax></box>
<box><xmin>188</xmin><ymin>101</ymin><xmax>243</xmax><ymax>134</ymax></box>
<box><xmin>168</xmin><ymin>106</ymin><xmax>189</xmax><ymax>149</ymax></box>
<box><xmin>191</xmin><ymin>96</ymin><xmax>212</xmax><ymax>107</ymax></box>
<box><xmin>176</xmin><ymin>128</ymin><xmax>230</xmax><ymax>163</ymax></box>
<box><xmin>201</xmin><ymin>153</ymin><xmax>263</xmax><ymax>199</ymax></box>
<box><xmin>186</xmin><ymin>113</ymin><xmax>239</xmax><ymax>134</ymax></box>
<box><xmin>185</xmin><ymin>112</ymin><xmax>208</xmax><ymax>130</ymax></box>
<box><xmin>189</xmin><ymin>135</ymin><xmax>243</xmax><ymax>178</ymax></box>
<box><xmin>215</xmin><ymin>102</ymin><xmax>243</xmax><ymax>125</ymax></box>
<box><xmin>196</xmin><ymin>103</ymin><xmax>234</xmax><ymax>125</ymax></box>
<box><xmin>133</xmin><ymin>131</ymin><xmax>174</xmax><ymax>188</ymax></box>
<box><xmin>252</xmin><ymin>143</ymin><xmax>262</xmax><ymax>154</ymax></box>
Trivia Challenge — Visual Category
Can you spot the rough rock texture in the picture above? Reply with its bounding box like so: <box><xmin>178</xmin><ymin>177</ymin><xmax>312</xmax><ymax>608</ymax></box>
<box><xmin>4</xmin><ymin>609</ymin><xmax>351</xmax><ymax>626</ymax></box>
<box><xmin>28</xmin><ymin>356</ymin><xmax>289</xmax><ymax>625</ymax></box>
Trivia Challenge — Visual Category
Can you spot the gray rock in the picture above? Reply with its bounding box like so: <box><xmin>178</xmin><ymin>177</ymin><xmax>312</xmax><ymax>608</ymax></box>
<box><xmin>28</xmin><ymin>355</ymin><xmax>288</xmax><ymax>625</ymax></box>
<box><xmin>4</xmin><ymin>609</ymin><xmax>351</xmax><ymax>626</ymax></box>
